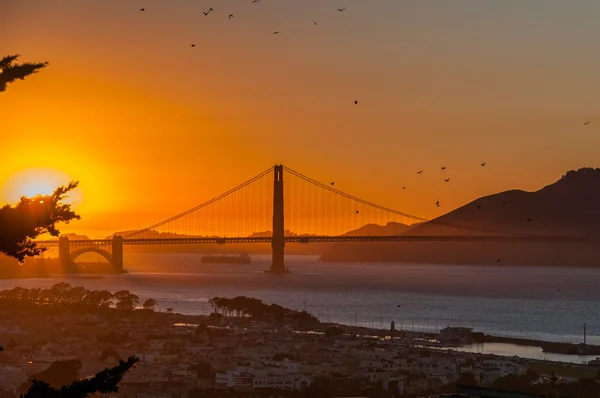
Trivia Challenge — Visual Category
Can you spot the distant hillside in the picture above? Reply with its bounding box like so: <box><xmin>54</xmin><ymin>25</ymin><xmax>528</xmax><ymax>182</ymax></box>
<box><xmin>342</xmin><ymin>222</ymin><xmax>411</xmax><ymax>236</ymax></box>
<box><xmin>321</xmin><ymin>168</ymin><xmax>600</xmax><ymax>266</ymax></box>
<box><xmin>406</xmin><ymin>167</ymin><xmax>600</xmax><ymax>237</ymax></box>
<box><xmin>49</xmin><ymin>233</ymin><xmax>90</xmax><ymax>241</ymax></box>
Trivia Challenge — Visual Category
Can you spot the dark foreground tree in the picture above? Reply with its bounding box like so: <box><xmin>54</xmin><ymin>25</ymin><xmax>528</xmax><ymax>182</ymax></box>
<box><xmin>23</xmin><ymin>356</ymin><xmax>138</xmax><ymax>398</ymax></box>
<box><xmin>0</xmin><ymin>182</ymin><xmax>80</xmax><ymax>262</ymax></box>
<box><xmin>0</xmin><ymin>54</ymin><xmax>48</xmax><ymax>92</ymax></box>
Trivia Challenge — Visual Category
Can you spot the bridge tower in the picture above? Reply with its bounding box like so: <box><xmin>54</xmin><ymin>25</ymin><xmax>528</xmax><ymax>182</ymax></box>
<box><xmin>270</xmin><ymin>164</ymin><xmax>286</xmax><ymax>274</ymax></box>
<box><xmin>112</xmin><ymin>235</ymin><xmax>124</xmax><ymax>273</ymax></box>
<box><xmin>58</xmin><ymin>236</ymin><xmax>74</xmax><ymax>272</ymax></box>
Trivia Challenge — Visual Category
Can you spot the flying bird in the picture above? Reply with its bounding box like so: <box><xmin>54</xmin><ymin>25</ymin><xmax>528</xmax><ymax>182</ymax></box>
<box><xmin>502</xmin><ymin>201</ymin><xmax>507</xmax><ymax>205</ymax></box>
<box><xmin>203</xmin><ymin>11</ymin><xmax>210</xmax><ymax>16</ymax></box>
<box><xmin>337</xmin><ymin>8</ymin><xmax>346</xmax><ymax>12</ymax></box>
<box><xmin>191</xmin><ymin>44</ymin><xmax>196</xmax><ymax>47</ymax></box>
<box><xmin>441</xmin><ymin>166</ymin><xmax>446</xmax><ymax>171</ymax></box>
<box><xmin>272</xmin><ymin>31</ymin><xmax>280</xmax><ymax>35</ymax></box>
<box><xmin>417</xmin><ymin>170</ymin><xmax>423</xmax><ymax>174</ymax></box>
<box><xmin>355</xmin><ymin>210</ymin><xmax>359</xmax><ymax>214</ymax></box>
<box><xmin>527</xmin><ymin>218</ymin><xmax>533</xmax><ymax>222</ymax></box>
<box><xmin>354</xmin><ymin>100</ymin><xmax>358</xmax><ymax>104</ymax></box>
<box><xmin>209</xmin><ymin>8</ymin><xmax>214</xmax><ymax>12</ymax></box>
<box><xmin>330</xmin><ymin>182</ymin><xmax>335</xmax><ymax>186</ymax></box>
<box><xmin>436</xmin><ymin>201</ymin><xmax>440</xmax><ymax>207</ymax></box>
<box><xmin>139</xmin><ymin>8</ymin><xmax>145</xmax><ymax>12</ymax></box>
<box><xmin>397</xmin><ymin>304</ymin><xmax>402</xmax><ymax>307</ymax></box>
<box><xmin>497</xmin><ymin>258</ymin><xmax>501</xmax><ymax>263</ymax></box>
<box><xmin>444</xmin><ymin>178</ymin><xmax>450</xmax><ymax>182</ymax></box>
<box><xmin>252</xmin><ymin>0</ymin><xmax>261</xmax><ymax>3</ymax></box>
<box><xmin>313</xmin><ymin>21</ymin><xmax>318</xmax><ymax>25</ymax></box>
<box><xmin>229</xmin><ymin>14</ymin><xmax>234</xmax><ymax>19</ymax></box>
<box><xmin>481</xmin><ymin>162</ymin><xmax>486</xmax><ymax>167</ymax></box>
<box><xmin>584</xmin><ymin>121</ymin><xmax>591</xmax><ymax>125</ymax></box>
<box><xmin>402</xmin><ymin>186</ymin><xmax>406</xmax><ymax>189</ymax></box>
<box><xmin>476</xmin><ymin>205</ymin><xmax>482</xmax><ymax>210</ymax></box>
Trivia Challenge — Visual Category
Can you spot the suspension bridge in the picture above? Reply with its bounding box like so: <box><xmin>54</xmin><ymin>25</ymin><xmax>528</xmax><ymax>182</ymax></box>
<box><xmin>37</xmin><ymin>165</ymin><xmax>593</xmax><ymax>274</ymax></box>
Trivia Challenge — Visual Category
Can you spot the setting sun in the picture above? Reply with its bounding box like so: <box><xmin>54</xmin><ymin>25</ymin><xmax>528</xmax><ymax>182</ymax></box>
<box><xmin>1</xmin><ymin>168</ymin><xmax>81</xmax><ymax>204</ymax></box>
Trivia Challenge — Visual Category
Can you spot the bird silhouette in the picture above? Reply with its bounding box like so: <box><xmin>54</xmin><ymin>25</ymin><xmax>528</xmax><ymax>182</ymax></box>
<box><xmin>337</xmin><ymin>8</ymin><xmax>346</xmax><ymax>12</ymax></box>
<box><xmin>402</xmin><ymin>186</ymin><xmax>406</xmax><ymax>189</ymax></box>
<box><xmin>355</xmin><ymin>210</ymin><xmax>359</xmax><ymax>214</ymax></box>
<box><xmin>481</xmin><ymin>162</ymin><xmax>486</xmax><ymax>167</ymax></box>
<box><xmin>497</xmin><ymin>258</ymin><xmax>501</xmax><ymax>263</ymax></box>
<box><xmin>444</xmin><ymin>178</ymin><xmax>450</xmax><ymax>182</ymax></box>
<box><xmin>397</xmin><ymin>304</ymin><xmax>401</xmax><ymax>307</ymax></box>
<box><xmin>527</xmin><ymin>218</ymin><xmax>533</xmax><ymax>222</ymax></box>
<box><xmin>252</xmin><ymin>0</ymin><xmax>261</xmax><ymax>3</ymax></box>
<box><xmin>191</xmin><ymin>44</ymin><xmax>196</xmax><ymax>47</ymax></box>
<box><xmin>584</xmin><ymin>121</ymin><xmax>591</xmax><ymax>125</ymax></box>
<box><xmin>229</xmin><ymin>14</ymin><xmax>234</xmax><ymax>19</ymax></box>
<box><xmin>436</xmin><ymin>201</ymin><xmax>440</xmax><ymax>207</ymax></box>
<box><xmin>417</xmin><ymin>170</ymin><xmax>423</xmax><ymax>174</ymax></box>
<box><xmin>139</xmin><ymin>8</ymin><xmax>145</xmax><ymax>12</ymax></box>
<box><xmin>272</xmin><ymin>31</ymin><xmax>280</xmax><ymax>35</ymax></box>
<box><xmin>209</xmin><ymin>8</ymin><xmax>214</xmax><ymax>12</ymax></box>
<box><xmin>330</xmin><ymin>182</ymin><xmax>335</xmax><ymax>186</ymax></box>
<box><xmin>354</xmin><ymin>100</ymin><xmax>358</xmax><ymax>104</ymax></box>
<box><xmin>476</xmin><ymin>204</ymin><xmax>482</xmax><ymax>210</ymax></box>
<box><xmin>203</xmin><ymin>11</ymin><xmax>210</xmax><ymax>16</ymax></box>
<box><xmin>441</xmin><ymin>166</ymin><xmax>446</xmax><ymax>170</ymax></box>
<box><xmin>313</xmin><ymin>21</ymin><xmax>318</xmax><ymax>25</ymax></box>
<box><xmin>502</xmin><ymin>201</ymin><xmax>507</xmax><ymax>205</ymax></box>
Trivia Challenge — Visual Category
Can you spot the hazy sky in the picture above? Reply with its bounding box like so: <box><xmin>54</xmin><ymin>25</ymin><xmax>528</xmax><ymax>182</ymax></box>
<box><xmin>2</xmin><ymin>0</ymin><xmax>600</xmax><ymax>238</ymax></box>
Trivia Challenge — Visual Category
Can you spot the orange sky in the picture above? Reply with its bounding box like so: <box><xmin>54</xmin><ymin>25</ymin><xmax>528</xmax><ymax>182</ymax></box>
<box><xmin>2</xmin><ymin>0</ymin><xmax>600</xmax><ymax>238</ymax></box>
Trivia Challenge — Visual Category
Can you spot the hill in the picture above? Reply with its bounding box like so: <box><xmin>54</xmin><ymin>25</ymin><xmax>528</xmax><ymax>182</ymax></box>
<box><xmin>321</xmin><ymin>168</ymin><xmax>600</xmax><ymax>266</ymax></box>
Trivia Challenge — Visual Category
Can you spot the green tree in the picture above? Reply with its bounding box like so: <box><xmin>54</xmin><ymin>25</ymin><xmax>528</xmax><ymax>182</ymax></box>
<box><xmin>0</xmin><ymin>182</ymin><xmax>80</xmax><ymax>262</ymax></box>
<box><xmin>142</xmin><ymin>298</ymin><xmax>157</xmax><ymax>311</ymax></box>
<box><xmin>0</xmin><ymin>54</ymin><xmax>48</xmax><ymax>92</ymax></box>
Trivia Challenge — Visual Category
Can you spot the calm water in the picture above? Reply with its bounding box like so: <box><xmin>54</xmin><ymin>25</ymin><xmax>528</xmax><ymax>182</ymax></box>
<box><xmin>2</xmin><ymin>254</ymin><xmax>599</xmax><ymax>362</ymax></box>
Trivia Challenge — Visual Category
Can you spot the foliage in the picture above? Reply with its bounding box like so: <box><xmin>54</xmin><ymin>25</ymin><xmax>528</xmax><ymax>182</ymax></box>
<box><xmin>189</xmin><ymin>361</ymin><xmax>213</xmax><ymax>378</ymax></box>
<box><xmin>0</xmin><ymin>54</ymin><xmax>48</xmax><ymax>92</ymax></box>
<box><xmin>273</xmin><ymin>352</ymin><xmax>296</xmax><ymax>361</ymax></box>
<box><xmin>325</xmin><ymin>326</ymin><xmax>344</xmax><ymax>338</ymax></box>
<box><xmin>114</xmin><ymin>290</ymin><xmax>139</xmax><ymax>311</ymax></box>
<box><xmin>99</xmin><ymin>346</ymin><xmax>122</xmax><ymax>362</ymax></box>
<box><xmin>19</xmin><ymin>360</ymin><xmax>83</xmax><ymax>392</ymax></box>
<box><xmin>0</xmin><ymin>283</ymin><xmax>113</xmax><ymax>309</ymax></box>
<box><xmin>142</xmin><ymin>298</ymin><xmax>157</xmax><ymax>311</ymax></box>
<box><xmin>208</xmin><ymin>296</ymin><xmax>319</xmax><ymax>324</ymax></box>
<box><xmin>23</xmin><ymin>356</ymin><xmax>138</xmax><ymax>398</ymax></box>
<box><xmin>0</xmin><ymin>182</ymin><xmax>80</xmax><ymax>262</ymax></box>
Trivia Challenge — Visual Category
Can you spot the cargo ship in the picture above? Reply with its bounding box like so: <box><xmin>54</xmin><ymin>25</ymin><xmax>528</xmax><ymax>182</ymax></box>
<box><xmin>201</xmin><ymin>252</ymin><xmax>251</xmax><ymax>264</ymax></box>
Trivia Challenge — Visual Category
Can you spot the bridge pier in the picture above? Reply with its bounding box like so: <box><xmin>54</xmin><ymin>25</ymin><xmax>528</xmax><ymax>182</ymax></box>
<box><xmin>112</xmin><ymin>235</ymin><xmax>124</xmax><ymax>273</ymax></box>
<box><xmin>58</xmin><ymin>236</ymin><xmax>75</xmax><ymax>272</ymax></box>
<box><xmin>270</xmin><ymin>165</ymin><xmax>287</xmax><ymax>274</ymax></box>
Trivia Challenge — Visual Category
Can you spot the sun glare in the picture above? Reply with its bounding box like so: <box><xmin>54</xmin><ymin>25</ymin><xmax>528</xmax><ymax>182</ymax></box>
<box><xmin>1</xmin><ymin>168</ymin><xmax>82</xmax><ymax>204</ymax></box>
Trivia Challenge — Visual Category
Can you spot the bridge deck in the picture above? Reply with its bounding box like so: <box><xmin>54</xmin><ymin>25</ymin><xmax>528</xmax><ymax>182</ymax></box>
<box><xmin>37</xmin><ymin>235</ymin><xmax>596</xmax><ymax>246</ymax></box>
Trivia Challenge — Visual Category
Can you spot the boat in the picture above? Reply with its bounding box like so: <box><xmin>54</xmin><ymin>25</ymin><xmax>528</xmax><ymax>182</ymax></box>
<box><xmin>201</xmin><ymin>252</ymin><xmax>251</xmax><ymax>264</ymax></box>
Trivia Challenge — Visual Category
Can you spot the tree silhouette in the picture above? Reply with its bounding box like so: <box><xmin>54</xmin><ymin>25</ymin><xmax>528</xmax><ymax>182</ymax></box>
<box><xmin>23</xmin><ymin>356</ymin><xmax>139</xmax><ymax>398</ymax></box>
<box><xmin>142</xmin><ymin>298</ymin><xmax>157</xmax><ymax>311</ymax></box>
<box><xmin>0</xmin><ymin>54</ymin><xmax>48</xmax><ymax>92</ymax></box>
<box><xmin>0</xmin><ymin>182</ymin><xmax>80</xmax><ymax>262</ymax></box>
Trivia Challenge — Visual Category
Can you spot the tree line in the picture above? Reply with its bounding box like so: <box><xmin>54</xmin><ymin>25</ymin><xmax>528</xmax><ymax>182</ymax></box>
<box><xmin>0</xmin><ymin>282</ymin><xmax>158</xmax><ymax>311</ymax></box>
<box><xmin>209</xmin><ymin>296</ymin><xmax>319</xmax><ymax>324</ymax></box>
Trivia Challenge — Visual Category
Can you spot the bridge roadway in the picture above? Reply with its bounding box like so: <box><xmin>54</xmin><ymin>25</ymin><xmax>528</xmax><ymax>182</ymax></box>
<box><xmin>37</xmin><ymin>234</ymin><xmax>597</xmax><ymax>247</ymax></box>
